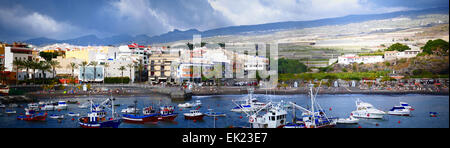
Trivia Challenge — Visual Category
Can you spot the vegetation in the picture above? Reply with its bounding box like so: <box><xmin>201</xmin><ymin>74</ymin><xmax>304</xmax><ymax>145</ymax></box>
<box><xmin>421</xmin><ymin>39</ymin><xmax>449</xmax><ymax>56</ymax></box>
<box><xmin>39</xmin><ymin>52</ymin><xmax>61</xmax><ymax>61</ymax></box>
<box><xmin>385</xmin><ymin>43</ymin><xmax>411</xmax><ymax>52</ymax></box>
<box><xmin>278</xmin><ymin>58</ymin><xmax>307</xmax><ymax>74</ymax></box>
<box><xmin>279</xmin><ymin>71</ymin><xmax>389</xmax><ymax>82</ymax></box>
<box><xmin>104</xmin><ymin>77</ymin><xmax>130</xmax><ymax>84</ymax></box>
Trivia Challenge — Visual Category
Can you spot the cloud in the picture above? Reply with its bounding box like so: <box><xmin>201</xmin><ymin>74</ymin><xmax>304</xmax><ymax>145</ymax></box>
<box><xmin>207</xmin><ymin>0</ymin><xmax>411</xmax><ymax>25</ymax></box>
<box><xmin>0</xmin><ymin>5</ymin><xmax>96</xmax><ymax>41</ymax></box>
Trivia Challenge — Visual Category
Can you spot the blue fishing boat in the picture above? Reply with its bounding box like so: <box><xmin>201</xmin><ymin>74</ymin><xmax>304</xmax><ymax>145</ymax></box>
<box><xmin>78</xmin><ymin>98</ymin><xmax>122</xmax><ymax>128</ymax></box>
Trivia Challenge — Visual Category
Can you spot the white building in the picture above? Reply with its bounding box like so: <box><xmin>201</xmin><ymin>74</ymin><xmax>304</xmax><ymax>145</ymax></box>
<box><xmin>384</xmin><ymin>49</ymin><xmax>421</xmax><ymax>61</ymax></box>
<box><xmin>338</xmin><ymin>54</ymin><xmax>384</xmax><ymax>65</ymax></box>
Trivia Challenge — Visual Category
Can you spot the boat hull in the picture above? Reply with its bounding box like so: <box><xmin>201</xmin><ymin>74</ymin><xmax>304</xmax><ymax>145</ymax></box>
<box><xmin>388</xmin><ymin>111</ymin><xmax>410</xmax><ymax>116</ymax></box>
<box><xmin>122</xmin><ymin>114</ymin><xmax>159</xmax><ymax>123</ymax></box>
<box><xmin>17</xmin><ymin>114</ymin><xmax>47</xmax><ymax>121</ymax></box>
<box><xmin>79</xmin><ymin>117</ymin><xmax>122</xmax><ymax>128</ymax></box>
<box><xmin>184</xmin><ymin>115</ymin><xmax>205</xmax><ymax>120</ymax></box>
<box><xmin>158</xmin><ymin>114</ymin><xmax>178</xmax><ymax>121</ymax></box>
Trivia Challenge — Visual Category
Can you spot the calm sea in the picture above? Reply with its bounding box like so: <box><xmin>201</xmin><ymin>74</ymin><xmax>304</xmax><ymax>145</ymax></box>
<box><xmin>0</xmin><ymin>94</ymin><xmax>448</xmax><ymax>128</ymax></box>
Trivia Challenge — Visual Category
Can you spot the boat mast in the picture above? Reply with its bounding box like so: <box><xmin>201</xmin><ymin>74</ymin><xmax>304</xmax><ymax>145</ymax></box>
<box><xmin>310</xmin><ymin>83</ymin><xmax>315</xmax><ymax>128</ymax></box>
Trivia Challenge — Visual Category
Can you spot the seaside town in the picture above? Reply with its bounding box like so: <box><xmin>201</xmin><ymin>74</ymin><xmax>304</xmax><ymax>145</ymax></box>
<box><xmin>0</xmin><ymin>0</ymin><xmax>448</xmax><ymax>131</ymax></box>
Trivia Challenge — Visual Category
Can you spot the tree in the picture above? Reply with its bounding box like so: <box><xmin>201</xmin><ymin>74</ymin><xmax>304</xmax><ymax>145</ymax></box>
<box><xmin>38</xmin><ymin>61</ymin><xmax>51</xmax><ymax>84</ymax></box>
<box><xmin>47</xmin><ymin>60</ymin><xmax>60</xmax><ymax>79</ymax></box>
<box><xmin>278</xmin><ymin>58</ymin><xmax>307</xmax><ymax>74</ymax></box>
<box><xmin>90</xmin><ymin>61</ymin><xmax>98</xmax><ymax>82</ymax></box>
<box><xmin>135</xmin><ymin>61</ymin><xmax>144</xmax><ymax>83</ymax></box>
<box><xmin>30</xmin><ymin>60</ymin><xmax>40</xmax><ymax>84</ymax></box>
<box><xmin>13</xmin><ymin>59</ymin><xmax>24</xmax><ymax>84</ymax></box>
<box><xmin>421</xmin><ymin>39</ymin><xmax>449</xmax><ymax>55</ymax></box>
<box><xmin>103</xmin><ymin>62</ymin><xmax>109</xmax><ymax>84</ymax></box>
<box><xmin>119</xmin><ymin>66</ymin><xmax>126</xmax><ymax>84</ymax></box>
<box><xmin>39</xmin><ymin>52</ymin><xmax>59</xmax><ymax>62</ymax></box>
<box><xmin>80</xmin><ymin>61</ymin><xmax>88</xmax><ymax>83</ymax></box>
<box><xmin>68</xmin><ymin>62</ymin><xmax>78</xmax><ymax>78</ymax></box>
<box><xmin>385</xmin><ymin>43</ymin><xmax>410</xmax><ymax>52</ymax></box>
<box><xmin>127</xmin><ymin>63</ymin><xmax>133</xmax><ymax>83</ymax></box>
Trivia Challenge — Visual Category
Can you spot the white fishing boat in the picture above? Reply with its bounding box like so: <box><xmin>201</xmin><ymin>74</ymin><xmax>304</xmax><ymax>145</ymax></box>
<box><xmin>231</xmin><ymin>90</ymin><xmax>266</xmax><ymax>113</ymax></box>
<box><xmin>351</xmin><ymin>98</ymin><xmax>386</xmax><ymax>119</ymax></box>
<box><xmin>55</xmin><ymin>101</ymin><xmax>68</xmax><ymax>110</ymax></box>
<box><xmin>177</xmin><ymin>102</ymin><xmax>193</xmax><ymax>108</ymax></box>
<box><xmin>388</xmin><ymin>106</ymin><xmax>410</xmax><ymax>116</ymax></box>
<box><xmin>78</xmin><ymin>103</ymin><xmax>89</xmax><ymax>109</ymax></box>
<box><xmin>192</xmin><ymin>100</ymin><xmax>202</xmax><ymax>107</ymax></box>
<box><xmin>27</xmin><ymin>103</ymin><xmax>40</xmax><ymax>111</ymax></box>
<box><xmin>184</xmin><ymin>110</ymin><xmax>205</xmax><ymax>120</ymax></box>
<box><xmin>337</xmin><ymin>116</ymin><xmax>359</xmax><ymax>124</ymax></box>
<box><xmin>49</xmin><ymin>114</ymin><xmax>64</xmax><ymax>119</ymax></box>
<box><xmin>121</xmin><ymin>105</ymin><xmax>140</xmax><ymax>114</ymax></box>
<box><xmin>41</xmin><ymin>102</ymin><xmax>55</xmax><ymax>111</ymax></box>
<box><xmin>248</xmin><ymin>102</ymin><xmax>287</xmax><ymax>128</ymax></box>
<box><xmin>0</xmin><ymin>103</ymin><xmax>6</xmax><ymax>108</ymax></box>
<box><xmin>400</xmin><ymin>102</ymin><xmax>414</xmax><ymax>111</ymax></box>
<box><xmin>5</xmin><ymin>109</ymin><xmax>16</xmax><ymax>114</ymax></box>
<box><xmin>67</xmin><ymin>112</ymin><xmax>80</xmax><ymax>117</ymax></box>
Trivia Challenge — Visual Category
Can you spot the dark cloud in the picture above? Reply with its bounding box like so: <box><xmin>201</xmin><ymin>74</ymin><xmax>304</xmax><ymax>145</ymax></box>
<box><xmin>0</xmin><ymin>0</ymin><xmax>447</xmax><ymax>42</ymax></box>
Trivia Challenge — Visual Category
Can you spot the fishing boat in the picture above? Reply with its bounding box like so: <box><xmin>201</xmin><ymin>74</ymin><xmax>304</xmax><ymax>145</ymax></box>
<box><xmin>351</xmin><ymin>98</ymin><xmax>386</xmax><ymax>119</ymax></box>
<box><xmin>5</xmin><ymin>109</ymin><xmax>16</xmax><ymax>114</ymax></box>
<box><xmin>177</xmin><ymin>102</ymin><xmax>193</xmax><ymax>108</ymax></box>
<box><xmin>78</xmin><ymin>98</ymin><xmax>122</xmax><ymax>128</ymax></box>
<box><xmin>17</xmin><ymin>108</ymin><xmax>47</xmax><ymax>121</ymax></box>
<box><xmin>336</xmin><ymin>116</ymin><xmax>359</xmax><ymax>124</ymax></box>
<box><xmin>248</xmin><ymin>102</ymin><xmax>288</xmax><ymax>128</ymax></box>
<box><xmin>68</xmin><ymin>112</ymin><xmax>80</xmax><ymax>117</ymax></box>
<box><xmin>284</xmin><ymin>83</ymin><xmax>337</xmax><ymax>128</ymax></box>
<box><xmin>158</xmin><ymin>106</ymin><xmax>178</xmax><ymax>121</ymax></box>
<box><xmin>55</xmin><ymin>101</ymin><xmax>68</xmax><ymax>110</ymax></box>
<box><xmin>9</xmin><ymin>104</ymin><xmax>18</xmax><ymax>108</ymax></box>
<box><xmin>121</xmin><ymin>105</ymin><xmax>140</xmax><ymax>114</ymax></box>
<box><xmin>430</xmin><ymin>112</ymin><xmax>438</xmax><ymax>117</ymax></box>
<box><xmin>204</xmin><ymin>111</ymin><xmax>226</xmax><ymax>117</ymax></box>
<box><xmin>49</xmin><ymin>114</ymin><xmax>65</xmax><ymax>119</ymax></box>
<box><xmin>388</xmin><ymin>106</ymin><xmax>410</xmax><ymax>116</ymax></box>
<box><xmin>184</xmin><ymin>110</ymin><xmax>205</xmax><ymax>120</ymax></box>
<box><xmin>78</xmin><ymin>103</ymin><xmax>89</xmax><ymax>109</ymax></box>
<box><xmin>27</xmin><ymin>103</ymin><xmax>40</xmax><ymax>111</ymax></box>
<box><xmin>231</xmin><ymin>90</ymin><xmax>266</xmax><ymax>113</ymax></box>
<box><xmin>67</xmin><ymin>100</ymin><xmax>78</xmax><ymax>104</ymax></box>
<box><xmin>122</xmin><ymin>101</ymin><xmax>159</xmax><ymax>123</ymax></box>
<box><xmin>40</xmin><ymin>102</ymin><xmax>55</xmax><ymax>111</ymax></box>
<box><xmin>400</xmin><ymin>102</ymin><xmax>414</xmax><ymax>111</ymax></box>
<box><xmin>178</xmin><ymin>99</ymin><xmax>201</xmax><ymax>108</ymax></box>
<box><xmin>0</xmin><ymin>103</ymin><xmax>5</xmax><ymax>108</ymax></box>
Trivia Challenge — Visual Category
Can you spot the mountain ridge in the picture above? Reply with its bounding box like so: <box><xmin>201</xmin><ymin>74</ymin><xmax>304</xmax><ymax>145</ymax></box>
<box><xmin>23</xmin><ymin>7</ymin><xmax>449</xmax><ymax>46</ymax></box>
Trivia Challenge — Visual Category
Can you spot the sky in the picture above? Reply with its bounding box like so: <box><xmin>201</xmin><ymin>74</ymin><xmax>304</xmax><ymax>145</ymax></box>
<box><xmin>0</xmin><ymin>0</ymin><xmax>448</xmax><ymax>42</ymax></box>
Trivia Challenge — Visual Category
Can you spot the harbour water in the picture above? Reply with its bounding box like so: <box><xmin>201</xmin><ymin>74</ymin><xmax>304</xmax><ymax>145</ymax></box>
<box><xmin>0</xmin><ymin>94</ymin><xmax>448</xmax><ymax>128</ymax></box>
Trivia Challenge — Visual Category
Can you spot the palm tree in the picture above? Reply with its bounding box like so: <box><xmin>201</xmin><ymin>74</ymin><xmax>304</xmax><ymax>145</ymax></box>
<box><xmin>13</xmin><ymin>59</ymin><xmax>24</xmax><ymax>85</ymax></box>
<box><xmin>47</xmin><ymin>60</ymin><xmax>60</xmax><ymax>79</ymax></box>
<box><xmin>127</xmin><ymin>63</ymin><xmax>133</xmax><ymax>83</ymax></box>
<box><xmin>68</xmin><ymin>62</ymin><xmax>78</xmax><ymax>78</ymax></box>
<box><xmin>119</xmin><ymin>66</ymin><xmax>126</xmax><ymax>84</ymax></box>
<box><xmin>23</xmin><ymin>60</ymin><xmax>32</xmax><ymax>81</ymax></box>
<box><xmin>103</xmin><ymin>62</ymin><xmax>110</xmax><ymax>84</ymax></box>
<box><xmin>30</xmin><ymin>60</ymin><xmax>39</xmax><ymax>84</ymax></box>
<box><xmin>80</xmin><ymin>61</ymin><xmax>88</xmax><ymax>83</ymax></box>
<box><xmin>90</xmin><ymin>61</ymin><xmax>98</xmax><ymax>82</ymax></box>
<box><xmin>136</xmin><ymin>61</ymin><xmax>144</xmax><ymax>83</ymax></box>
<box><xmin>38</xmin><ymin>61</ymin><xmax>51</xmax><ymax>84</ymax></box>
